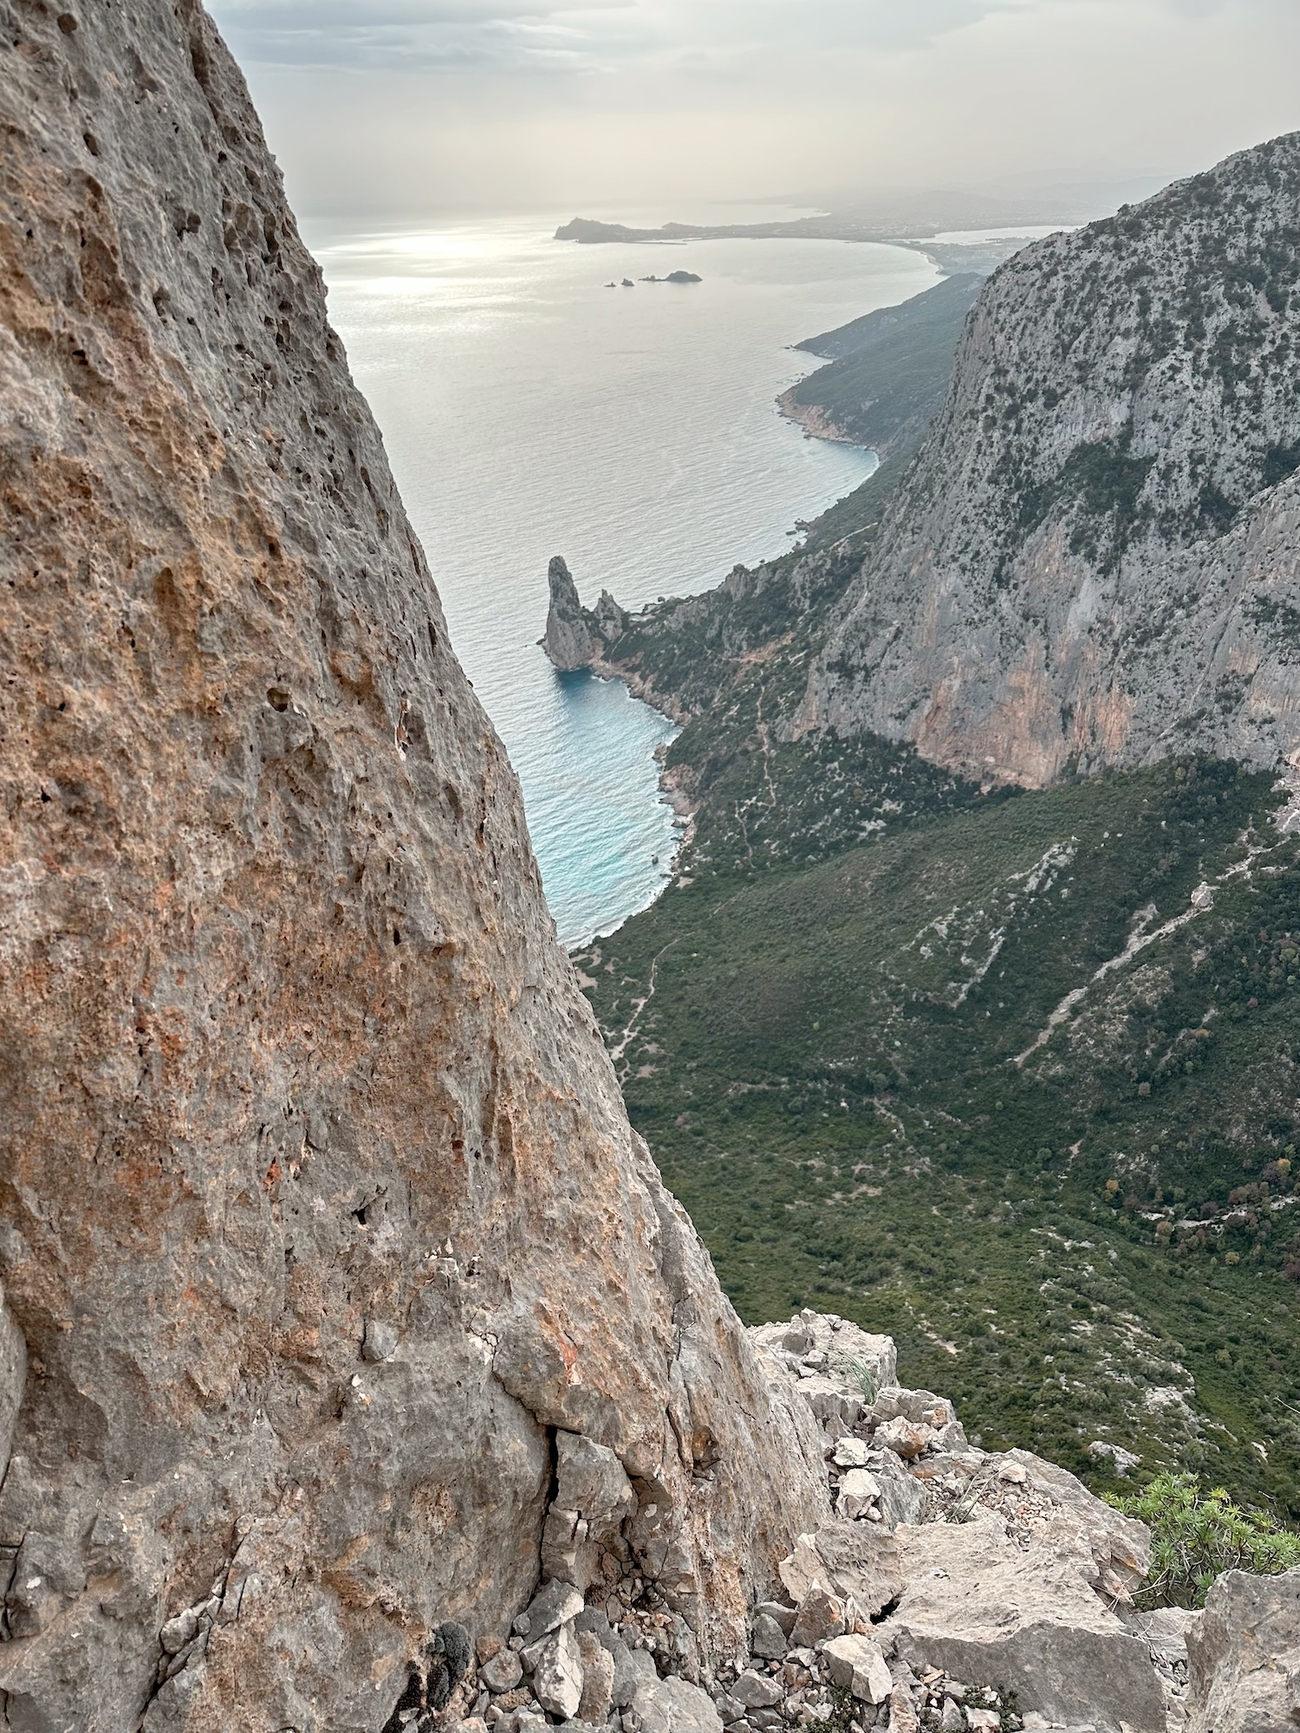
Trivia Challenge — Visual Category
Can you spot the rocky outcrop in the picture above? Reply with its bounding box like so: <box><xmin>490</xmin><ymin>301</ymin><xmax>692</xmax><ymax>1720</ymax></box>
<box><xmin>800</xmin><ymin>134</ymin><xmax>1300</xmax><ymax>788</ymax></box>
<box><xmin>0</xmin><ymin>6</ymin><xmax>830</xmax><ymax>1729</ymax></box>
<box><xmin>1185</xmin><ymin>1566</ymin><xmax>1300</xmax><ymax>1731</ymax></box>
<box><xmin>540</xmin><ymin>557</ymin><xmax>629</xmax><ymax>674</ymax></box>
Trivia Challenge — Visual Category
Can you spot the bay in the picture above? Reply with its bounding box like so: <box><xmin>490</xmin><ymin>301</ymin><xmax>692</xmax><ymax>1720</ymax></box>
<box><xmin>308</xmin><ymin>210</ymin><xmax>938</xmax><ymax>944</ymax></box>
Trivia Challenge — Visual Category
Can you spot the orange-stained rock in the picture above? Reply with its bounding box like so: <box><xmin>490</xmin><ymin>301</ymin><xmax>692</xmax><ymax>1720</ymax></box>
<box><xmin>0</xmin><ymin>6</ymin><xmax>829</xmax><ymax>1729</ymax></box>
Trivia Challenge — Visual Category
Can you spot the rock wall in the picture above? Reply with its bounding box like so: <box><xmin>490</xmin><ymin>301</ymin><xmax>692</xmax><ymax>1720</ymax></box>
<box><xmin>0</xmin><ymin>5</ymin><xmax>829</xmax><ymax>1729</ymax></box>
<box><xmin>800</xmin><ymin>134</ymin><xmax>1300</xmax><ymax>788</ymax></box>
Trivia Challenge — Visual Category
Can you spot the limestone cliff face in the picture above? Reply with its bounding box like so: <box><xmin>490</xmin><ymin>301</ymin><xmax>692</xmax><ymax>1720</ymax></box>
<box><xmin>801</xmin><ymin>134</ymin><xmax>1300</xmax><ymax>787</ymax></box>
<box><xmin>0</xmin><ymin>6</ymin><xmax>828</xmax><ymax>1731</ymax></box>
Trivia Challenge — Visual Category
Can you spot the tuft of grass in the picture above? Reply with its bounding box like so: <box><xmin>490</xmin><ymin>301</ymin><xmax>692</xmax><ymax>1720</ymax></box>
<box><xmin>1106</xmin><ymin>1471</ymin><xmax>1300</xmax><ymax>1608</ymax></box>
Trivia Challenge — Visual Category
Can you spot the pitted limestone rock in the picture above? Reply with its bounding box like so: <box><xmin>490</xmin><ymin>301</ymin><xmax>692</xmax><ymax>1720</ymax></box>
<box><xmin>876</xmin><ymin>1511</ymin><xmax>1167</xmax><ymax>1733</ymax></box>
<box><xmin>0</xmin><ymin>5</ymin><xmax>831</xmax><ymax>1729</ymax></box>
<box><xmin>1185</xmin><ymin>1565</ymin><xmax>1300</xmax><ymax>1732</ymax></box>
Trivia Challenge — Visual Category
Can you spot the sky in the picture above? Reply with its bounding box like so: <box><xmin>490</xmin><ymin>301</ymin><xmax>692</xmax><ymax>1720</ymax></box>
<box><xmin>205</xmin><ymin>0</ymin><xmax>1300</xmax><ymax>220</ymax></box>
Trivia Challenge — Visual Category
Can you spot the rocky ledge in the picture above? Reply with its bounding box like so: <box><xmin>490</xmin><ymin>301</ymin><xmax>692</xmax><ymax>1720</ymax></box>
<box><xmin>400</xmin><ymin>1312</ymin><xmax>1297</xmax><ymax>1733</ymax></box>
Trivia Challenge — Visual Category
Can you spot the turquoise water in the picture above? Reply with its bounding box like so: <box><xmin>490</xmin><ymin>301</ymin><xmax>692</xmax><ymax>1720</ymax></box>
<box><xmin>309</xmin><ymin>212</ymin><xmax>937</xmax><ymax>944</ymax></box>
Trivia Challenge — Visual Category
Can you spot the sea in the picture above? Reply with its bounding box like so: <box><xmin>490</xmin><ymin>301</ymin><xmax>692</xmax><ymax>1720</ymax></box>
<box><xmin>307</xmin><ymin>207</ymin><xmax>940</xmax><ymax>946</ymax></box>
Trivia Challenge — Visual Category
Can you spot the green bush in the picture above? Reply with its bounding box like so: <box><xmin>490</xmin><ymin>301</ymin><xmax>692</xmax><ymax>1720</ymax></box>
<box><xmin>1106</xmin><ymin>1472</ymin><xmax>1300</xmax><ymax>1607</ymax></box>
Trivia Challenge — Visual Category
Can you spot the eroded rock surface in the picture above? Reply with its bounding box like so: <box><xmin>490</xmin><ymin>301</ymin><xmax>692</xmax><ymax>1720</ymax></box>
<box><xmin>0</xmin><ymin>5</ymin><xmax>828</xmax><ymax>1728</ymax></box>
<box><xmin>1186</xmin><ymin>1566</ymin><xmax>1300</xmax><ymax>1732</ymax></box>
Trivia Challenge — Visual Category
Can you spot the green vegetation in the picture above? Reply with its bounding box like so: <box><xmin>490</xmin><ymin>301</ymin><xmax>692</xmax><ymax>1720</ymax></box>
<box><xmin>1106</xmin><ymin>1473</ymin><xmax>1300</xmax><ymax>1608</ymax></box>
<box><xmin>788</xmin><ymin>274</ymin><xmax>981</xmax><ymax>452</ymax></box>
<box><xmin>579</xmin><ymin>756</ymin><xmax>1300</xmax><ymax>1515</ymax></box>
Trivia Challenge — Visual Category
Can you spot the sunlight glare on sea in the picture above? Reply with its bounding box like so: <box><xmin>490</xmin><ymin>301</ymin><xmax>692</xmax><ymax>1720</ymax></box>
<box><xmin>309</xmin><ymin>209</ymin><xmax>937</xmax><ymax>944</ymax></box>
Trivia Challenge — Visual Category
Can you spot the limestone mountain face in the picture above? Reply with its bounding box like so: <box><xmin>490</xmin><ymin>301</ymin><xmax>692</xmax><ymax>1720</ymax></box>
<box><xmin>0</xmin><ymin>6</ymin><xmax>829</xmax><ymax>1730</ymax></box>
<box><xmin>800</xmin><ymin>134</ymin><xmax>1300</xmax><ymax>787</ymax></box>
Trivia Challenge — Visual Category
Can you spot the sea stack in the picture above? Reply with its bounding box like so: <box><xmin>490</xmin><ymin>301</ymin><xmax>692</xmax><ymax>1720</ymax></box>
<box><xmin>541</xmin><ymin>555</ymin><xmax>597</xmax><ymax>669</ymax></box>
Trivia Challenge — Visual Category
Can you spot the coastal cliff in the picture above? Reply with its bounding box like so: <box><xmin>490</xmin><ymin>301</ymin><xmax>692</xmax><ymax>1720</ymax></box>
<box><xmin>800</xmin><ymin>134</ymin><xmax>1300</xmax><ymax>786</ymax></box>
<box><xmin>0</xmin><ymin>6</ymin><xmax>830</xmax><ymax>1729</ymax></box>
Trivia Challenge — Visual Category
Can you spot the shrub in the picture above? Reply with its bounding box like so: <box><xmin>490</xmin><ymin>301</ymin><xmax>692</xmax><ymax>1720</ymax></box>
<box><xmin>1106</xmin><ymin>1472</ymin><xmax>1300</xmax><ymax>1607</ymax></box>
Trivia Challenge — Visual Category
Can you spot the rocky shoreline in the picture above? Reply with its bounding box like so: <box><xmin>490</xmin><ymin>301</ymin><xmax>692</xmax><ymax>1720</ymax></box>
<box><xmin>389</xmin><ymin>1312</ymin><xmax>1295</xmax><ymax>1733</ymax></box>
<box><xmin>774</xmin><ymin>391</ymin><xmax>863</xmax><ymax>448</ymax></box>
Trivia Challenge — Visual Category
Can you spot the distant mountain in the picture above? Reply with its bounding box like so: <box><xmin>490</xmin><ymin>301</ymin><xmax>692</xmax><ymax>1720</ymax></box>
<box><xmin>801</xmin><ymin>132</ymin><xmax>1300</xmax><ymax>787</ymax></box>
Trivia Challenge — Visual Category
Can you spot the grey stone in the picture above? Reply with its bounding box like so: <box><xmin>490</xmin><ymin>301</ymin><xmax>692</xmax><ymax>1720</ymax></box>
<box><xmin>876</xmin><ymin>1513</ymin><xmax>1167</xmax><ymax>1732</ymax></box>
<box><xmin>159</xmin><ymin>1607</ymin><xmax>201</xmax><ymax>1657</ymax></box>
<box><xmin>837</xmin><ymin>1470</ymin><xmax>882</xmax><ymax>1522</ymax></box>
<box><xmin>482</xmin><ymin>1651</ymin><xmax>526</xmax><ymax>1694</ymax></box>
<box><xmin>869</xmin><ymin>1390</ymin><xmax>955</xmax><ymax>1431</ymax></box>
<box><xmin>865</xmin><ymin>1452</ymin><xmax>926</xmax><ymax>1532</ymax></box>
<box><xmin>874</xmin><ymin>1418</ymin><xmax>932</xmax><ymax>1461</ymax></box>
<box><xmin>939</xmin><ymin>1701</ymin><xmax>963</xmax><ymax>1733</ymax></box>
<box><xmin>533</xmin><ymin>1625</ymin><xmax>585</xmax><ymax>1721</ymax></box>
<box><xmin>577</xmin><ymin>1631</ymin><xmax>616</xmax><ymax>1724</ymax></box>
<box><xmin>732</xmin><ymin>1671</ymin><xmax>785</xmax><ymax>1711</ymax></box>
<box><xmin>822</xmin><ymin>1636</ymin><xmax>893</xmax><ymax>1705</ymax></box>
<box><xmin>522</xmin><ymin>1580</ymin><xmax>586</xmax><ymax>1643</ymax></box>
<box><xmin>715</xmin><ymin>1695</ymin><xmax>746</xmax><ymax>1724</ymax></box>
<box><xmin>362</xmin><ymin>1318</ymin><xmax>399</xmax><ymax>1362</ymax></box>
<box><xmin>1185</xmin><ymin>1565</ymin><xmax>1300</xmax><ymax>1732</ymax></box>
<box><xmin>780</xmin><ymin>1522</ymin><xmax>905</xmax><ymax>1620</ymax></box>
<box><xmin>790</xmin><ymin>1587</ymin><xmax>847</xmax><ymax>1648</ymax></box>
<box><xmin>750</xmin><ymin>1613</ymin><xmax>789</xmax><ymax>1660</ymax></box>
<box><xmin>0</xmin><ymin>1283</ymin><xmax>25</xmax><ymax>1489</ymax></box>
<box><xmin>605</xmin><ymin>1636</ymin><xmax>648</xmax><ymax>1709</ymax></box>
<box><xmin>992</xmin><ymin>1450</ymin><xmax>1152</xmax><ymax>1592</ymax></box>
<box><xmin>886</xmin><ymin>1688</ymin><xmax>920</xmax><ymax>1733</ymax></box>
<box><xmin>755</xmin><ymin>1602</ymin><xmax>797</xmax><ymax>1636</ymax></box>
<box><xmin>542</xmin><ymin>1433</ymin><xmax>637</xmax><ymax>1591</ymax></box>
<box><xmin>832</xmin><ymin>1439</ymin><xmax>872</xmax><ymax>1470</ymax></box>
<box><xmin>632</xmin><ymin>1674</ymin><xmax>725</xmax><ymax>1733</ymax></box>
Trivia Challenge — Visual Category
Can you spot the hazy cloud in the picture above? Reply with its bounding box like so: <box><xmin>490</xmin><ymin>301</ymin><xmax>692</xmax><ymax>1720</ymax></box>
<box><xmin>206</xmin><ymin>0</ymin><xmax>1300</xmax><ymax>216</ymax></box>
<box><xmin>213</xmin><ymin>0</ymin><xmax>1043</xmax><ymax>70</ymax></box>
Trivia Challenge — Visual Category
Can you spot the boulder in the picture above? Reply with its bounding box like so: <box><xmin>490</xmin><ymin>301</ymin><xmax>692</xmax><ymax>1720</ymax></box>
<box><xmin>532</xmin><ymin>1625</ymin><xmax>585</xmax><ymax>1721</ymax></box>
<box><xmin>754</xmin><ymin>1601</ymin><xmax>797</xmax><ymax>1636</ymax></box>
<box><xmin>750</xmin><ymin>1612</ymin><xmax>789</xmax><ymax>1659</ymax></box>
<box><xmin>832</xmin><ymin>1438</ymin><xmax>872</xmax><ymax>1470</ymax></box>
<box><xmin>541</xmin><ymin>1433</ymin><xmax>637</xmax><ymax>1590</ymax></box>
<box><xmin>481</xmin><ymin>1650</ymin><xmax>525</xmax><ymax>1694</ymax></box>
<box><xmin>875</xmin><ymin>1418</ymin><xmax>932</xmax><ymax>1461</ymax></box>
<box><xmin>995</xmin><ymin>1450</ymin><xmax>1151</xmax><ymax>1591</ymax></box>
<box><xmin>519</xmin><ymin>1581</ymin><xmax>586</xmax><ymax>1642</ymax></box>
<box><xmin>822</xmin><ymin>1635</ymin><xmax>893</xmax><ymax>1705</ymax></box>
<box><xmin>633</xmin><ymin>1674</ymin><xmax>725</xmax><ymax>1733</ymax></box>
<box><xmin>1185</xmin><ymin>1566</ymin><xmax>1300</xmax><ymax>1732</ymax></box>
<box><xmin>732</xmin><ymin>1671</ymin><xmax>784</xmax><ymax>1711</ymax></box>
<box><xmin>838</xmin><ymin>1469</ymin><xmax>882</xmax><ymax>1521</ymax></box>
<box><xmin>576</xmin><ymin>1631</ymin><xmax>616</xmax><ymax>1723</ymax></box>
<box><xmin>870</xmin><ymin>1389</ymin><xmax>956</xmax><ymax>1432</ymax></box>
<box><xmin>779</xmin><ymin>1521</ymin><xmax>904</xmax><ymax>1619</ymax></box>
<box><xmin>793</xmin><ymin>1376</ymin><xmax>864</xmax><ymax>1434</ymax></box>
<box><xmin>875</xmin><ymin>1511</ymin><xmax>1167</xmax><ymax>1732</ymax></box>
<box><xmin>790</xmin><ymin>1587</ymin><xmax>847</xmax><ymax>1648</ymax></box>
<box><xmin>866</xmin><ymin>1450</ymin><xmax>927</xmax><ymax>1532</ymax></box>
